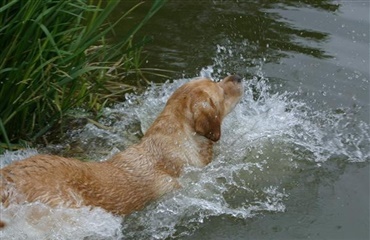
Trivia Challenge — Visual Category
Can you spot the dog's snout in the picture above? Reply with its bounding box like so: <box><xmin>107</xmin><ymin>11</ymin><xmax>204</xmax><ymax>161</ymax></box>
<box><xmin>231</xmin><ymin>75</ymin><xmax>242</xmax><ymax>83</ymax></box>
<box><xmin>220</xmin><ymin>75</ymin><xmax>243</xmax><ymax>84</ymax></box>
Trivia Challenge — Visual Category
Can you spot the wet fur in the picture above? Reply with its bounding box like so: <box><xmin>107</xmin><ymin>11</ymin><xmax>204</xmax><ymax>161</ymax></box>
<box><xmin>0</xmin><ymin>76</ymin><xmax>243</xmax><ymax>226</ymax></box>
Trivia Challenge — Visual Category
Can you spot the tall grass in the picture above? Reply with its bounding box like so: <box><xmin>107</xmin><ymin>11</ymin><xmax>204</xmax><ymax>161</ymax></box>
<box><xmin>0</xmin><ymin>0</ymin><xmax>167</xmax><ymax>150</ymax></box>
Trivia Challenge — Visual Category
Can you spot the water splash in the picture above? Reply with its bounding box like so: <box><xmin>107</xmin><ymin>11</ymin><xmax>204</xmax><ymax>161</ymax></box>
<box><xmin>0</xmin><ymin>149</ymin><xmax>38</xmax><ymax>167</ymax></box>
<box><xmin>118</xmin><ymin>68</ymin><xmax>369</xmax><ymax>239</ymax></box>
<box><xmin>1</xmin><ymin>63</ymin><xmax>369</xmax><ymax>239</ymax></box>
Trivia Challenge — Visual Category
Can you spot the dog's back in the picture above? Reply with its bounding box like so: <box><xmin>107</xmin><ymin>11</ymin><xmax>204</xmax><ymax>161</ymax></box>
<box><xmin>0</xmin><ymin>151</ymin><xmax>173</xmax><ymax>215</ymax></box>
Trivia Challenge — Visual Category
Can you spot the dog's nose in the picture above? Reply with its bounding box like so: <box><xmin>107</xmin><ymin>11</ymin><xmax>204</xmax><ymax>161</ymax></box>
<box><xmin>230</xmin><ymin>75</ymin><xmax>242</xmax><ymax>83</ymax></box>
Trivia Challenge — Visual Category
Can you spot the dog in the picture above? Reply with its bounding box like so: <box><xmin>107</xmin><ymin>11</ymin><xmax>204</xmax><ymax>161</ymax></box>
<box><xmin>0</xmin><ymin>75</ymin><xmax>243</xmax><ymax>226</ymax></box>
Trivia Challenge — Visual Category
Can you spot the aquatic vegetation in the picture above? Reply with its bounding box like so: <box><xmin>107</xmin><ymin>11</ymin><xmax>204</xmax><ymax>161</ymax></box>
<box><xmin>0</xmin><ymin>0</ymin><xmax>167</xmax><ymax>150</ymax></box>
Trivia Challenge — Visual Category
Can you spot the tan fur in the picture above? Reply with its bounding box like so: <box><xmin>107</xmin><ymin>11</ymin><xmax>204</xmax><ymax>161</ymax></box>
<box><xmin>0</xmin><ymin>75</ymin><xmax>243</xmax><ymax>219</ymax></box>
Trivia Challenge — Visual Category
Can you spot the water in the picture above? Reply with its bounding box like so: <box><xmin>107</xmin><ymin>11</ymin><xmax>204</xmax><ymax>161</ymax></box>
<box><xmin>1</xmin><ymin>1</ymin><xmax>369</xmax><ymax>239</ymax></box>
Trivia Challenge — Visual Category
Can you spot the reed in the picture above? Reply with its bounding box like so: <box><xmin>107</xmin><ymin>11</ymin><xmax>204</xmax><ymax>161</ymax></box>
<box><xmin>0</xmin><ymin>0</ymin><xmax>167</xmax><ymax>150</ymax></box>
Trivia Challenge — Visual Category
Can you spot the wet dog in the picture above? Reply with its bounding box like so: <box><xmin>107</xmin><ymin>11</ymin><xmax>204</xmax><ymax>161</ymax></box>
<box><xmin>0</xmin><ymin>75</ymin><xmax>243</xmax><ymax>225</ymax></box>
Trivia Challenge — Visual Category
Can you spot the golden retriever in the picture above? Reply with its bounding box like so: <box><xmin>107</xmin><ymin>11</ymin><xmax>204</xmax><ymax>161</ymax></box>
<box><xmin>0</xmin><ymin>75</ymin><xmax>243</xmax><ymax>225</ymax></box>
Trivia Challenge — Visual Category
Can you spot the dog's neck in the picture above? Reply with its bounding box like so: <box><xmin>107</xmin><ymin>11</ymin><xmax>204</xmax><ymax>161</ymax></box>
<box><xmin>145</xmin><ymin>111</ymin><xmax>215</xmax><ymax>167</ymax></box>
<box><xmin>108</xmin><ymin>113</ymin><xmax>214</xmax><ymax>178</ymax></box>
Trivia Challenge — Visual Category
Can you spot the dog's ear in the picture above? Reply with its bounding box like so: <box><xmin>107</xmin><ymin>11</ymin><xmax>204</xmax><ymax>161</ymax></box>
<box><xmin>193</xmin><ymin>98</ymin><xmax>221</xmax><ymax>142</ymax></box>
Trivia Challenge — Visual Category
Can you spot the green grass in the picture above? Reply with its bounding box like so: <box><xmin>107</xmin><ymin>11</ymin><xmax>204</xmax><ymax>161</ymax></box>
<box><xmin>0</xmin><ymin>0</ymin><xmax>167</xmax><ymax>151</ymax></box>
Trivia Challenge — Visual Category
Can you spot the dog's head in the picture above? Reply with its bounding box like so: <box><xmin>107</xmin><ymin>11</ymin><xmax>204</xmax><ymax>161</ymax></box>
<box><xmin>166</xmin><ymin>75</ymin><xmax>244</xmax><ymax>141</ymax></box>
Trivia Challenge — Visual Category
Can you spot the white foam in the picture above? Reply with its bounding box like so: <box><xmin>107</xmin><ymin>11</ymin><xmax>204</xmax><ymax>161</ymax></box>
<box><xmin>0</xmin><ymin>203</ymin><xmax>123</xmax><ymax>240</ymax></box>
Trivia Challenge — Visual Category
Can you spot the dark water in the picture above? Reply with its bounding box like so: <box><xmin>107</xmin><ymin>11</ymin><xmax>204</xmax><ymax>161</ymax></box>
<box><xmin>113</xmin><ymin>1</ymin><xmax>369</xmax><ymax>239</ymax></box>
<box><xmin>1</xmin><ymin>1</ymin><xmax>368</xmax><ymax>239</ymax></box>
